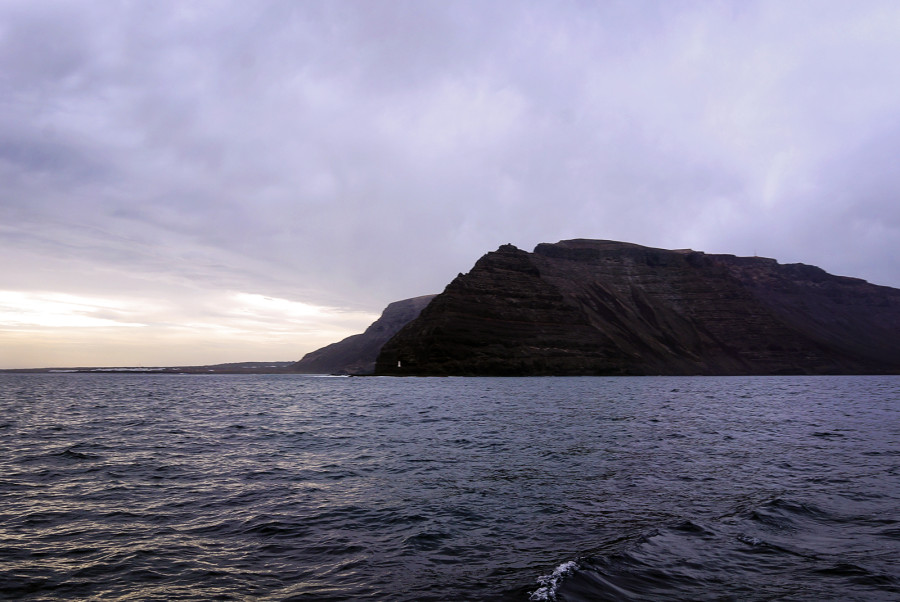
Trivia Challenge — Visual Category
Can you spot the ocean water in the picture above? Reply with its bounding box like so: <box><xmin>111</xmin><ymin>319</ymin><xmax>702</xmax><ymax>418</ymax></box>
<box><xmin>1</xmin><ymin>374</ymin><xmax>898</xmax><ymax>601</ymax></box>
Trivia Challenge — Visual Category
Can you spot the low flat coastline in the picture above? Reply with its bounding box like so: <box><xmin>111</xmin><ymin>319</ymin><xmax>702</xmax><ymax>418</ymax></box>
<box><xmin>1</xmin><ymin>361</ymin><xmax>297</xmax><ymax>375</ymax></box>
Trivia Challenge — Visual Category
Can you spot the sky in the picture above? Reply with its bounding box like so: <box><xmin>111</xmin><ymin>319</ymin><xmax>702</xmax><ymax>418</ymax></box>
<box><xmin>2</xmin><ymin>0</ymin><xmax>900</xmax><ymax>368</ymax></box>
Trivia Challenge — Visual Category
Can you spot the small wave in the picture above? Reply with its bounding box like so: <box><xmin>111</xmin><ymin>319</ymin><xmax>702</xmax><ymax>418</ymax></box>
<box><xmin>748</xmin><ymin>497</ymin><xmax>828</xmax><ymax>532</ymax></box>
<box><xmin>243</xmin><ymin>520</ymin><xmax>311</xmax><ymax>539</ymax></box>
<box><xmin>529</xmin><ymin>560</ymin><xmax>578</xmax><ymax>601</ymax></box>
<box><xmin>736</xmin><ymin>533</ymin><xmax>764</xmax><ymax>547</ymax></box>
<box><xmin>672</xmin><ymin>519</ymin><xmax>714</xmax><ymax>536</ymax></box>
<box><xmin>402</xmin><ymin>530</ymin><xmax>452</xmax><ymax>552</ymax></box>
<box><xmin>734</xmin><ymin>532</ymin><xmax>802</xmax><ymax>557</ymax></box>
<box><xmin>879</xmin><ymin>527</ymin><xmax>900</xmax><ymax>540</ymax></box>
<box><xmin>862</xmin><ymin>449</ymin><xmax>900</xmax><ymax>456</ymax></box>
<box><xmin>812</xmin><ymin>431</ymin><xmax>846</xmax><ymax>438</ymax></box>
<box><xmin>814</xmin><ymin>563</ymin><xmax>900</xmax><ymax>589</ymax></box>
<box><xmin>54</xmin><ymin>447</ymin><xmax>100</xmax><ymax>461</ymax></box>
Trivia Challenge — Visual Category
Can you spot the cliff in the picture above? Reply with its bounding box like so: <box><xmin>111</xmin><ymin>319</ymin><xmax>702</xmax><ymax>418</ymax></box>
<box><xmin>375</xmin><ymin>240</ymin><xmax>900</xmax><ymax>376</ymax></box>
<box><xmin>291</xmin><ymin>294</ymin><xmax>436</xmax><ymax>374</ymax></box>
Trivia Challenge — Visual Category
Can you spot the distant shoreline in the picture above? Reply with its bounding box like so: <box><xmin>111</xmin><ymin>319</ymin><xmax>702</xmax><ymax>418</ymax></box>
<box><xmin>0</xmin><ymin>362</ymin><xmax>298</xmax><ymax>375</ymax></box>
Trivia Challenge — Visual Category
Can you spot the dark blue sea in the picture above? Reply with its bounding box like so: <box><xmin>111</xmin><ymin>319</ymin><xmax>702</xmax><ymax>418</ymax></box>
<box><xmin>1</xmin><ymin>374</ymin><xmax>898</xmax><ymax>601</ymax></box>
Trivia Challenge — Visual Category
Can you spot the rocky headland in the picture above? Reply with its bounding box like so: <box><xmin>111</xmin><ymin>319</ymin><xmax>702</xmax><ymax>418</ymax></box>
<box><xmin>374</xmin><ymin>239</ymin><xmax>900</xmax><ymax>376</ymax></box>
<box><xmin>291</xmin><ymin>294</ymin><xmax>436</xmax><ymax>374</ymax></box>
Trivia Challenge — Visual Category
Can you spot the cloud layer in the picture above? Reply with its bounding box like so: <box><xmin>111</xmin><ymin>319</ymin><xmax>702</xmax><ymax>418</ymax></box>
<box><xmin>2</xmin><ymin>0</ymin><xmax>900</xmax><ymax>367</ymax></box>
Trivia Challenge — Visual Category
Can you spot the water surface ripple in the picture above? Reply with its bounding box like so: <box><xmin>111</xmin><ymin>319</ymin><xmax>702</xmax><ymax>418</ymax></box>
<box><xmin>1</xmin><ymin>374</ymin><xmax>897</xmax><ymax>600</ymax></box>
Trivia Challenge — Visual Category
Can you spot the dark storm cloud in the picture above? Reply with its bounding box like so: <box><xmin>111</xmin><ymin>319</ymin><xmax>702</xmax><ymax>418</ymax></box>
<box><xmin>2</xmin><ymin>0</ymin><xmax>900</xmax><ymax>331</ymax></box>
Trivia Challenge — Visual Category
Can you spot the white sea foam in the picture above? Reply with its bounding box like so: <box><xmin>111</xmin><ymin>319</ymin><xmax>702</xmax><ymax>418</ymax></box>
<box><xmin>737</xmin><ymin>533</ymin><xmax>764</xmax><ymax>546</ymax></box>
<box><xmin>301</xmin><ymin>374</ymin><xmax>350</xmax><ymax>378</ymax></box>
<box><xmin>529</xmin><ymin>560</ymin><xmax>578</xmax><ymax>601</ymax></box>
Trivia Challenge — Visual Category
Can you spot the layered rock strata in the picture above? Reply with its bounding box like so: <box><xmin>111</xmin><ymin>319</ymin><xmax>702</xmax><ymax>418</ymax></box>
<box><xmin>375</xmin><ymin>240</ymin><xmax>900</xmax><ymax>376</ymax></box>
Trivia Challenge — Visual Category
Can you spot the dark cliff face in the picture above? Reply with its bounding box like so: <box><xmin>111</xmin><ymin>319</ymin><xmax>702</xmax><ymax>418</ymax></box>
<box><xmin>291</xmin><ymin>294</ymin><xmax>436</xmax><ymax>375</ymax></box>
<box><xmin>375</xmin><ymin>240</ymin><xmax>900</xmax><ymax>376</ymax></box>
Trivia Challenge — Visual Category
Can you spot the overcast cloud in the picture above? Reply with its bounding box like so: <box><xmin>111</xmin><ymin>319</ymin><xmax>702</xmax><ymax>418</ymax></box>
<box><xmin>2</xmin><ymin>0</ymin><xmax>900</xmax><ymax>368</ymax></box>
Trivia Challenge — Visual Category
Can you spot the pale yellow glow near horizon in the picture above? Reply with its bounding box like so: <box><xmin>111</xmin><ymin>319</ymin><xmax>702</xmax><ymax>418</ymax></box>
<box><xmin>0</xmin><ymin>289</ymin><xmax>379</xmax><ymax>369</ymax></box>
<box><xmin>0</xmin><ymin>291</ymin><xmax>147</xmax><ymax>329</ymax></box>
